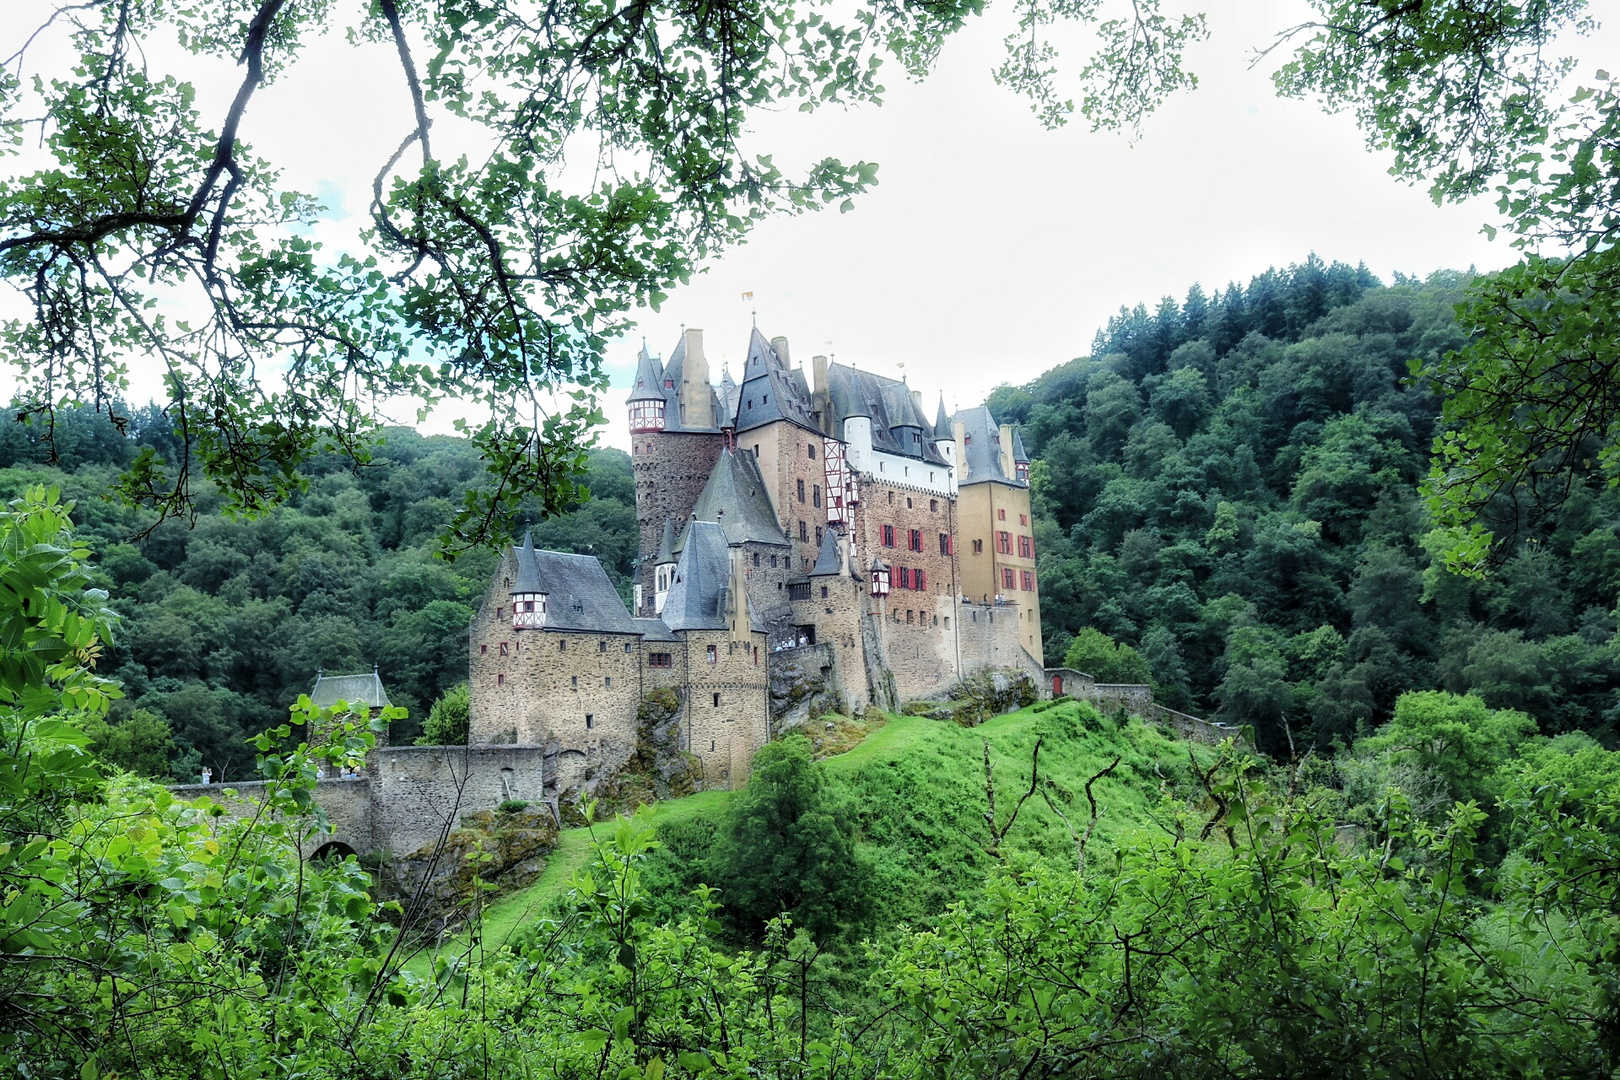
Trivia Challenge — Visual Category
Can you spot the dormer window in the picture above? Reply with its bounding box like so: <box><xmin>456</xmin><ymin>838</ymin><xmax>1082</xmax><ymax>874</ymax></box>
<box><xmin>512</xmin><ymin>591</ymin><xmax>547</xmax><ymax>629</ymax></box>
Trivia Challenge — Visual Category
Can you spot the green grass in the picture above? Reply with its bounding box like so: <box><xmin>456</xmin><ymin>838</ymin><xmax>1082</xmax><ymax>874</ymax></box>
<box><xmin>400</xmin><ymin>702</ymin><xmax>1212</xmax><ymax>976</ymax></box>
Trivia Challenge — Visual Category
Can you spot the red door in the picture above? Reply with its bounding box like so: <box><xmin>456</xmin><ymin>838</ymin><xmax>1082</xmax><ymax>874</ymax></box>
<box><xmin>1052</xmin><ymin>675</ymin><xmax>1063</xmax><ymax>697</ymax></box>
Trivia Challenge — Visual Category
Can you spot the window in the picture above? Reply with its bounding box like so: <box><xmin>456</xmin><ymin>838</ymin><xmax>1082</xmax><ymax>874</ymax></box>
<box><xmin>754</xmin><ymin>646</ymin><xmax>760</xmax><ymax>665</ymax></box>
<box><xmin>882</xmin><ymin>524</ymin><xmax>896</xmax><ymax>547</ymax></box>
<box><xmin>710</xmin><ymin>740</ymin><xmax>716</xmax><ymax>752</ymax></box>
<box><xmin>771</xmin><ymin>555</ymin><xmax>778</xmax><ymax>568</ymax></box>
<box><xmin>753</xmin><ymin>552</ymin><xmax>760</xmax><ymax>567</ymax></box>
<box><xmin>599</xmin><ymin>640</ymin><xmax>607</xmax><ymax>653</ymax></box>
<box><xmin>1003</xmin><ymin>567</ymin><xmax>1016</xmax><ymax>590</ymax></box>
<box><xmin>898</xmin><ymin>567</ymin><xmax>911</xmax><ymax>589</ymax></box>
<box><xmin>906</xmin><ymin>609</ymin><xmax>915</xmax><ymax>624</ymax></box>
<box><xmin>815</xmin><ymin>526</ymin><xmax>823</xmax><ymax>547</ymax></box>
<box><xmin>887</xmin><ymin>491</ymin><xmax>893</xmax><ymax>504</ymax></box>
<box><xmin>605</xmin><ymin>677</ymin><xmax>612</xmax><ymax>687</ymax></box>
<box><xmin>559</xmin><ymin>640</ymin><xmax>566</xmax><ymax>652</ymax></box>
<box><xmin>707</xmin><ymin>645</ymin><xmax>717</xmax><ymax>665</ymax></box>
<box><xmin>797</xmin><ymin>478</ymin><xmax>806</xmax><ymax>502</ymax></box>
<box><xmin>713</xmin><ymin>693</ymin><xmax>721</xmax><ymax>708</ymax></box>
<box><xmin>973</xmin><ymin>538</ymin><xmax>984</xmax><ymax>554</ymax></box>
<box><xmin>799</xmin><ymin>520</ymin><xmax>809</xmax><ymax>542</ymax></box>
<box><xmin>499</xmin><ymin>641</ymin><xmax>508</xmax><ymax>656</ymax></box>
<box><xmin>998</xmin><ymin>508</ymin><xmax>1006</xmax><ymax>521</ymax></box>
<box><xmin>939</xmin><ymin>533</ymin><xmax>953</xmax><ymax>556</ymax></box>
<box><xmin>820</xmin><ymin>585</ymin><xmax>829</xmax><ymax>598</ymax></box>
<box><xmin>1020</xmin><ymin>513</ymin><xmax>1029</xmax><ymax>526</ymax></box>
<box><xmin>808</xmin><ymin>444</ymin><xmax>817</xmax><ymax>459</ymax></box>
<box><xmin>916</xmin><ymin>569</ymin><xmax>927</xmax><ymax>591</ymax></box>
<box><xmin>625</xmin><ymin>642</ymin><xmax>633</xmax><ymax>653</ymax></box>
<box><xmin>997</xmin><ymin>531</ymin><xmax>1012</xmax><ymax>554</ymax></box>
<box><xmin>480</xmin><ymin>644</ymin><xmax>488</xmax><ymax>655</ymax></box>
<box><xmin>497</xmin><ymin>673</ymin><xmax>506</xmax><ymax>686</ymax></box>
<box><xmin>909</xmin><ymin>529</ymin><xmax>923</xmax><ymax>551</ymax></box>
<box><xmin>1018</xmin><ymin>534</ymin><xmax>1034</xmax><ymax>559</ymax></box>
<box><xmin>813</xmin><ymin>484</ymin><xmax>821</xmax><ymax>508</ymax></box>
<box><xmin>907</xmin><ymin>497</ymin><xmax>913</xmax><ymax>509</ymax></box>
<box><xmin>1021</xmin><ymin>570</ymin><xmax>1036</xmax><ymax>591</ymax></box>
<box><xmin>496</xmin><ymin>607</ymin><xmax>504</xmax><ymax>619</ymax></box>
<box><xmin>585</xmin><ymin>714</ymin><xmax>594</xmax><ymax>729</ymax></box>
<box><xmin>930</xmin><ymin>499</ymin><xmax>938</xmax><ymax>513</ymax></box>
<box><xmin>571</xmin><ymin>675</ymin><xmax>578</xmax><ymax>688</ymax></box>
<box><xmin>649</xmin><ymin>652</ymin><xmax>672</xmax><ymax>668</ymax></box>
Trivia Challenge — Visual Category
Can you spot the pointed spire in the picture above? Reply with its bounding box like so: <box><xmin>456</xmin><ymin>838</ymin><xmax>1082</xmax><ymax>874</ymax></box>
<box><xmin>933</xmin><ymin>394</ymin><xmax>952</xmax><ymax>440</ymax></box>
<box><xmin>511</xmin><ymin>530</ymin><xmax>544</xmax><ymax>594</ymax></box>
<box><xmin>627</xmin><ymin>341</ymin><xmax>664</xmax><ymax>402</ymax></box>
<box><xmin>654</xmin><ymin>516</ymin><xmax>677</xmax><ymax>567</ymax></box>
<box><xmin>1012</xmin><ymin>426</ymin><xmax>1030</xmax><ymax>463</ymax></box>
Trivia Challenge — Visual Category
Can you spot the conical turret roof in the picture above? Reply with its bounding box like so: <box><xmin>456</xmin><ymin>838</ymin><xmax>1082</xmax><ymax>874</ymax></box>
<box><xmin>511</xmin><ymin>530</ymin><xmax>544</xmax><ymax>594</ymax></box>
<box><xmin>809</xmin><ymin>527</ymin><xmax>844</xmax><ymax>576</ymax></box>
<box><xmin>654</xmin><ymin>516</ymin><xmax>677</xmax><ymax>566</ymax></box>
<box><xmin>1012</xmin><ymin>426</ymin><xmax>1030</xmax><ymax>463</ymax></box>
<box><xmin>627</xmin><ymin>342</ymin><xmax>665</xmax><ymax>403</ymax></box>
<box><xmin>933</xmin><ymin>395</ymin><xmax>953</xmax><ymax>440</ymax></box>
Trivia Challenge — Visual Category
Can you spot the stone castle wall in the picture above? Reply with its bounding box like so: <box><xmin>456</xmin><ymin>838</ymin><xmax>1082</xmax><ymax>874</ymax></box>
<box><xmin>679</xmin><ymin>629</ymin><xmax>770</xmax><ymax>788</ymax></box>
<box><xmin>957</xmin><ymin>599</ymin><xmax>1043</xmax><ymax>687</ymax></box>
<box><xmin>790</xmin><ymin>574</ymin><xmax>867</xmax><ymax>712</ymax></box>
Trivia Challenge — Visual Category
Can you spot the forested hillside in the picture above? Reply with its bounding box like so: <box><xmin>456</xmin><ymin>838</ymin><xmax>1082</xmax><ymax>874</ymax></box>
<box><xmin>991</xmin><ymin>257</ymin><xmax>1620</xmax><ymax>752</ymax></box>
<box><xmin>0</xmin><ymin>420</ymin><xmax>640</xmax><ymax>779</ymax></box>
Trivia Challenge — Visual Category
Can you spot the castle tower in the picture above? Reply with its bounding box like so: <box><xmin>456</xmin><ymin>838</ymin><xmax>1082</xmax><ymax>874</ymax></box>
<box><xmin>510</xmin><ymin>530</ymin><xmax>549</xmax><ymax>629</ymax></box>
<box><xmin>629</xmin><ymin>330</ymin><xmax>725</xmax><ymax>616</ymax></box>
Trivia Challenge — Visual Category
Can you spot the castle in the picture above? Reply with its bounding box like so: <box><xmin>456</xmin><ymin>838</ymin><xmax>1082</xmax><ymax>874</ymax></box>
<box><xmin>466</xmin><ymin>327</ymin><xmax>1045</xmax><ymax>791</ymax></box>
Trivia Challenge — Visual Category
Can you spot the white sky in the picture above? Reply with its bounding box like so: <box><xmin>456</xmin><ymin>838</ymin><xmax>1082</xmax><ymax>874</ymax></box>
<box><xmin>5</xmin><ymin>1</ymin><xmax>1613</xmax><ymax>454</ymax></box>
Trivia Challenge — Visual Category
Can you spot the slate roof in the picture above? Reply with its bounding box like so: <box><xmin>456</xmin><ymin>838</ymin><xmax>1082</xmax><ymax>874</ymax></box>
<box><xmin>933</xmin><ymin>395</ymin><xmax>953</xmax><ymax>440</ymax></box>
<box><xmin>632</xmin><ymin>617</ymin><xmax>677</xmax><ymax>642</ymax></box>
<box><xmin>505</xmin><ymin>544</ymin><xmax>641</xmax><ymax>634</ymax></box>
<box><xmin>809</xmin><ymin>527</ymin><xmax>846</xmax><ymax>576</ymax></box>
<box><xmin>676</xmin><ymin>448</ymin><xmax>790</xmax><ymax>551</ymax></box>
<box><xmin>824</xmin><ymin>362</ymin><xmax>951</xmax><ymax>466</ymax></box>
<box><xmin>661</xmin><ymin>521</ymin><xmax>730</xmax><ymax>631</ymax></box>
<box><xmin>734</xmin><ymin>327</ymin><xmax>821</xmax><ymax>435</ymax></box>
<box><xmin>311</xmin><ymin>670</ymin><xmax>391</xmax><ymax>710</ymax></box>
<box><xmin>1012</xmin><ymin>426</ymin><xmax>1030</xmax><ymax>464</ymax></box>
<box><xmin>953</xmin><ymin>406</ymin><xmax>1023</xmax><ymax>487</ymax></box>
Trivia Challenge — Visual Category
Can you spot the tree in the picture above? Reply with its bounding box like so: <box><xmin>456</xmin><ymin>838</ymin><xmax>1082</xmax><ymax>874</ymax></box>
<box><xmin>708</xmin><ymin>736</ymin><xmax>870</xmax><ymax>942</ymax></box>
<box><xmin>418</xmin><ymin>683</ymin><xmax>470</xmax><ymax>746</ymax></box>
<box><xmin>1063</xmin><ymin>627</ymin><xmax>1153</xmax><ymax>686</ymax></box>
<box><xmin>0</xmin><ymin>0</ymin><xmax>1205</xmax><ymax>552</ymax></box>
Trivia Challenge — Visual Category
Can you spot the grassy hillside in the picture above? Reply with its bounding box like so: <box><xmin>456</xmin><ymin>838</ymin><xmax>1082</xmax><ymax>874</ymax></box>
<box><xmin>407</xmin><ymin>702</ymin><xmax>1214</xmax><ymax>976</ymax></box>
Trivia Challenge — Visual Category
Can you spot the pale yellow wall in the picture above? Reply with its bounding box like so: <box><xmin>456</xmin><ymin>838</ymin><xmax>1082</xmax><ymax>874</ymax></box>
<box><xmin>957</xmin><ymin>480</ymin><xmax>1042</xmax><ymax>666</ymax></box>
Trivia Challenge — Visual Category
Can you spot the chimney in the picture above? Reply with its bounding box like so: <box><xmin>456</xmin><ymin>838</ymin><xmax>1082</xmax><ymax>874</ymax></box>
<box><xmin>813</xmin><ymin>354</ymin><xmax>830</xmax><ymax>394</ymax></box>
<box><xmin>680</xmin><ymin>328</ymin><xmax>714</xmax><ymax>428</ymax></box>
<box><xmin>771</xmin><ymin>335</ymin><xmax>791</xmax><ymax>370</ymax></box>
<box><xmin>910</xmin><ymin>389</ymin><xmax>924</xmax><ymax>417</ymax></box>
<box><xmin>999</xmin><ymin>422</ymin><xmax>1016</xmax><ymax>478</ymax></box>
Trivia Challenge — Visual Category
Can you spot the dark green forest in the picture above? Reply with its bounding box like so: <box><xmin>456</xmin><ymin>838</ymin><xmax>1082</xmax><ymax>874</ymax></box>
<box><xmin>0</xmin><ymin>420</ymin><xmax>641</xmax><ymax>779</ymax></box>
<box><xmin>992</xmin><ymin>257</ymin><xmax>1620</xmax><ymax>752</ymax></box>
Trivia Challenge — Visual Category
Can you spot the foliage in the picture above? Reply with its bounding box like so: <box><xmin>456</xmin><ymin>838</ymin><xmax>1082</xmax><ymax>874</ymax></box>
<box><xmin>419</xmin><ymin>682</ymin><xmax>470</xmax><ymax>746</ymax></box>
<box><xmin>1063</xmin><ymin>626</ymin><xmax>1153</xmax><ymax>684</ymax></box>
<box><xmin>707</xmin><ymin>736</ymin><xmax>872</xmax><ymax>942</ymax></box>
